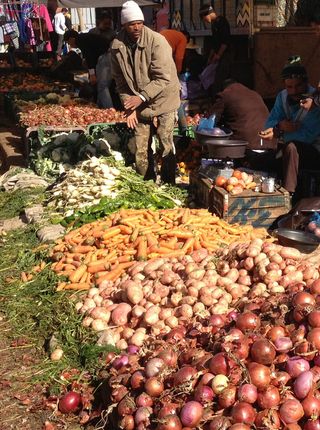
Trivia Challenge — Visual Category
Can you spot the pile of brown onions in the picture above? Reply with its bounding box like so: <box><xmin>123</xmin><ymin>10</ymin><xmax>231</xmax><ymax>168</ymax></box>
<box><xmin>76</xmin><ymin>239</ymin><xmax>320</xmax><ymax>351</ymax></box>
<box><xmin>96</xmin><ymin>273</ymin><xmax>320</xmax><ymax>429</ymax></box>
<box><xmin>19</xmin><ymin>105</ymin><xmax>125</xmax><ymax>127</ymax></box>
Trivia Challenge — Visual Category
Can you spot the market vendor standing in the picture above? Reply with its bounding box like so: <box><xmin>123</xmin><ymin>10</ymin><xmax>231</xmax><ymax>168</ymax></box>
<box><xmin>111</xmin><ymin>1</ymin><xmax>180</xmax><ymax>184</ymax></box>
<box><xmin>260</xmin><ymin>57</ymin><xmax>320</xmax><ymax>194</ymax></box>
<box><xmin>199</xmin><ymin>4</ymin><xmax>233</xmax><ymax>96</ymax></box>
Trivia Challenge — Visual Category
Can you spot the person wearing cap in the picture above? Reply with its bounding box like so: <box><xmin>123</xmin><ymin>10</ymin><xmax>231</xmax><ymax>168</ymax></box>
<box><xmin>160</xmin><ymin>29</ymin><xmax>188</xmax><ymax>74</ymax></box>
<box><xmin>199</xmin><ymin>3</ymin><xmax>233</xmax><ymax>96</ymax></box>
<box><xmin>260</xmin><ymin>57</ymin><xmax>320</xmax><ymax>194</ymax></box>
<box><xmin>111</xmin><ymin>0</ymin><xmax>180</xmax><ymax>184</ymax></box>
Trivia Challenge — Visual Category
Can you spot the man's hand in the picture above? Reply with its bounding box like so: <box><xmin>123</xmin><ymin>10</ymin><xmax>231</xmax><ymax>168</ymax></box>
<box><xmin>126</xmin><ymin>110</ymin><xmax>138</xmax><ymax>129</ymax></box>
<box><xmin>89</xmin><ymin>74</ymin><xmax>97</xmax><ymax>86</ymax></box>
<box><xmin>279</xmin><ymin>119</ymin><xmax>300</xmax><ymax>132</ymax></box>
<box><xmin>300</xmin><ymin>97</ymin><xmax>314</xmax><ymax>111</ymax></box>
<box><xmin>124</xmin><ymin>96</ymin><xmax>143</xmax><ymax>111</ymax></box>
<box><xmin>259</xmin><ymin>128</ymin><xmax>274</xmax><ymax>141</ymax></box>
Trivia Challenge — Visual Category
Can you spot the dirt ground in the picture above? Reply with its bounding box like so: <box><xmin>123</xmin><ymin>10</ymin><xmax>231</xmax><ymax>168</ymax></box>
<box><xmin>0</xmin><ymin>316</ymin><xmax>51</xmax><ymax>430</ymax></box>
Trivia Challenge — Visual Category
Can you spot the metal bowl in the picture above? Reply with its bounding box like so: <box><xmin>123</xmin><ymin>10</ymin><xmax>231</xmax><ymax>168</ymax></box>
<box><xmin>195</xmin><ymin>131</ymin><xmax>248</xmax><ymax>159</ymax></box>
<box><xmin>274</xmin><ymin>228</ymin><xmax>320</xmax><ymax>253</ymax></box>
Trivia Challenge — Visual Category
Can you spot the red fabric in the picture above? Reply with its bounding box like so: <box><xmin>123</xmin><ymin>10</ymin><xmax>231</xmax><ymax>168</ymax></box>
<box><xmin>160</xmin><ymin>29</ymin><xmax>187</xmax><ymax>74</ymax></box>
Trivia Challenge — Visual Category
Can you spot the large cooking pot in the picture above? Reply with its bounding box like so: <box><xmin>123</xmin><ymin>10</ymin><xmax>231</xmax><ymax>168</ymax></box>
<box><xmin>195</xmin><ymin>131</ymin><xmax>248</xmax><ymax>159</ymax></box>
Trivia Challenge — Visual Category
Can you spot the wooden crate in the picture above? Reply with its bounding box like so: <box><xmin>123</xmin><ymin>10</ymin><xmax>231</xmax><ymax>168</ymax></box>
<box><xmin>189</xmin><ymin>173</ymin><xmax>213</xmax><ymax>210</ymax></box>
<box><xmin>211</xmin><ymin>186</ymin><xmax>291</xmax><ymax>228</ymax></box>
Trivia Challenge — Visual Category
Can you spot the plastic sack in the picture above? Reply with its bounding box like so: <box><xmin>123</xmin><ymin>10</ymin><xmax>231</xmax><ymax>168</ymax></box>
<box><xmin>197</xmin><ymin>114</ymin><xmax>216</xmax><ymax>132</ymax></box>
<box><xmin>199</xmin><ymin>63</ymin><xmax>218</xmax><ymax>90</ymax></box>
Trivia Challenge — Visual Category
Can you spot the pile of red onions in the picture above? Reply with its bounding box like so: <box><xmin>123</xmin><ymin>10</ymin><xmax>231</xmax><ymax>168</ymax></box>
<box><xmin>97</xmin><ymin>276</ymin><xmax>320</xmax><ymax>429</ymax></box>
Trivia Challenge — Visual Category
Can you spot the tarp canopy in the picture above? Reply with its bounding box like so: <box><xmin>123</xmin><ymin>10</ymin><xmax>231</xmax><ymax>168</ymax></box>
<box><xmin>56</xmin><ymin>0</ymin><xmax>158</xmax><ymax>7</ymax></box>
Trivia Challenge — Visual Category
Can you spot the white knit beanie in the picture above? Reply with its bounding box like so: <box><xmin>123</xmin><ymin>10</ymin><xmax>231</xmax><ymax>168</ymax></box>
<box><xmin>121</xmin><ymin>1</ymin><xmax>145</xmax><ymax>25</ymax></box>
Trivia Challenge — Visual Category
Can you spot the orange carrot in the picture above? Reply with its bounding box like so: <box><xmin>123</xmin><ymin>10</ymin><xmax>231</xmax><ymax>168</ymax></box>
<box><xmin>137</xmin><ymin>237</ymin><xmax>147</xmax><ymax>261</ymax></box>
<box><xmin>166</xmin><ymin>230</ymin><xmax>194</xmax><ymax>239</ymax></box>
<box><xmin>119</xmin><ymin>225</ymin><xmax>133</xmax><ymax>235</ymax></box>
<box><xmin>87</xmin><ymin>259</ymin><xmax>112</xmax><ymax>274</ymax></box>
<box><xmin>69</xmin><ymin>264</ymin><xmax>87</xmax><ymax>283</ymax></box>
<box><xmin>102</xmin><ymin>227</ymin><xmax>121</xmax><ymax>241</ymax></box>
<box><xmin>182</xmin><ymin>238</ymin><xmax>195</xmax><ymax>252</ymax></box>
<box><xmin>64</xmin><ymin>283</ymin><xmax>90</xmax><ymax>291</ymax></box>
<box><xmin>56</xmin><ymin>282</ymin><xmax>66</xmax><ymax>291</ymax></box>
<box><xmin>96</xmin><ymin>268</ymin><xmax>123</xmax><ymax>285</ymax></box>
<box><xmin>146</xmin><ymin>233</ymin><xmax>158</xmax><ymax>248</ymax></box>
<box><xmin>71</xmin><ymin>245</ymin><xmax>95</xmax><ymax>254</ymax></box>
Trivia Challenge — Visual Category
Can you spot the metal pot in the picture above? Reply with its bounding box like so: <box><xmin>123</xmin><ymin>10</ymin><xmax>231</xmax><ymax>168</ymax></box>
<box><xmin>195</xmin><ymin>131</ymin><xmax>248</xmax><ymax>159</ymax></box>
<box><xmin>273</xmin><ymin>228</ymin><xmax>320</xmax><ymax>253</ymax></box>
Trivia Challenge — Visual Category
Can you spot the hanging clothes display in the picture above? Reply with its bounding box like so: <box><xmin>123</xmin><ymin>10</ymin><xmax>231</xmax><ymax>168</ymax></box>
<box><xmin>0</xmin><ymin>1</ymin><xmax>53</xmax><ymax>52</ymax></box>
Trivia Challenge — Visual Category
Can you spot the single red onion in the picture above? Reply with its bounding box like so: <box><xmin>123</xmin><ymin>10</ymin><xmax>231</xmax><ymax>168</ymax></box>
<box><xmin>127</xmin><ymin>345</ymin><xmax>139</xmax><ymax>354</ymax></box>
<box><xmin>209</xmin><ymin>314</ymin><xmax>226</xmax><ymax>328</ymax></box>
<box><xmin>194</xmin><ymin>385</ymin><xmax>214</xmax><ymax>404</ymax></box>
<box><xmin>280</xmin><ymin>399</ymin><xmax>304</xmax><ymax>424</ymax></box>
<box><xmin>286</xmin><ymin>357</ymin><xmax>310</xmax><ymax>378</ymax></box>
<box><xmin>112</xmin><ymin>355</ymin><xmax>129</xmax><ymax>370</ymax></box>
<box><xmin>294</xmin><ymin>370</ymin><xmax>314</xmax><ymax>399</ymax></box>
<box><xmin>274</xmin><ymin>337</ymin><xmax>293</xmax><ymax>353</ymax></box>
<box><xmin>145</xmin><ymin>358</ymin><xmax>165</xmax><ymax>378</ymax></box>
<box><xmin>304</xmin><ymin>420</ymin><xmax>320</xmax><ymax>430</ymax></box>
<box><xmin>237</xmin><ymin>384</ymin><xmax>258</xmax><ymax>404</ymax></box>
<box><xmin>228</xmin><ymin>310</ymin><xmax>238</xmax><ymax>321</ymax></box>
<box><xmin>180</xmin><ymin>401</ymin><xmax>203</xmax><ymax>427</ymax></box>
<box><xmin>58</xmin><ymin>391</ymin><xmax>81</xmax><ymax>414</ymax></box>
<box><xmin>134</xmin><ymin>407</ymin><xmax>152</xmax><ymax>426</ymax></box>
<box><xmin>231</xmin><ymin>402</ymin><xmax>256</xmax><ymax>424</ymax></box>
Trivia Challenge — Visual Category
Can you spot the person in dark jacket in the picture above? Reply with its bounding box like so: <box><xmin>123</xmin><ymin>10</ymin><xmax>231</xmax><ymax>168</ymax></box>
<box><xmin>211</xmin><ymin>79</ymin><xmax>271</xmax><ymax>150</ymax></box>
<box><xmin>199</xmin><ymin>3</ymin><xmax>233</xmax><ymax>96</ymax></box>
<box><xmin>89</xmin><ymin>13</ymin><xmax>116</xmax><ymax>44</ymax></box>
<box><xmin>64</xmin><ymin>30</ymin><xmax>109</xmax><ymax>85</ymax></box>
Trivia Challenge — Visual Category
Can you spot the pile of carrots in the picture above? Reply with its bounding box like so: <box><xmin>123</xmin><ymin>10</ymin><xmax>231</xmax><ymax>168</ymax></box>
<box><xmin>50</xmin><ymin>209</ymin><xmax>269</xmax><ymax>291</ymax></box>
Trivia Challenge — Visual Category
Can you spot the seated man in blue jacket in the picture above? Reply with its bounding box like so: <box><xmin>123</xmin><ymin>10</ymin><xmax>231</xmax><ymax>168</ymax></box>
<box><xmin>260</xmin><ymin>57</ymin><xmax>320</xmax><ymax>194</ymax></box>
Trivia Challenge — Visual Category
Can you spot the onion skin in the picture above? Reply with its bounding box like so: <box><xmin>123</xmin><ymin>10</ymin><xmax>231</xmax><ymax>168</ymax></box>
<box><xmin>293</xmin><ymin>370</ymin><xmax>314</xmax><ymax>399</ymax></box>
<box><xmin>180</xmin><ymin>401</ymin><xmax>203</xmax><ymax>427</ymax></box>
<box><xmin>280</xmin><ymin>399</ymin><xmax>304</xmax><ymax>424</ymax></box>
<box><xmin>209</xmin><ymin>416</ymin><xmax>232</xmax><ymax>430</ymax></box>
<box><xmin>255</xmin><ymin>409</ymin><xmax>281</xmax><ymax>429</ymax></box>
